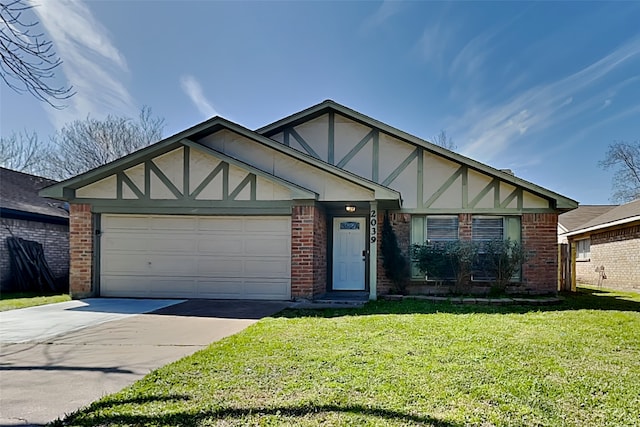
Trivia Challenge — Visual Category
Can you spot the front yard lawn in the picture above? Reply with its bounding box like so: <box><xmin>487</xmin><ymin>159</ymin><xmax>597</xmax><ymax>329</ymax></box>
<box><xmin>0</xmin><ymin>292</ymin><xmax>70</xmax><ymax>312</ymax></box>
<box><xmin>58</xmin><ymin>287</ymin><xmax>640</xmax><ymax>426</ymax></box>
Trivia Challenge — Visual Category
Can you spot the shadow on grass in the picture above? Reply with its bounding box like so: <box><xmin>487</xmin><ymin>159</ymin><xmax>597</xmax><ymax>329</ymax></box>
<box><xmin>276</xmin><ymin>287</ymin><xmax>640</xmax><ymax>319</ymax></box>
<box><xmin>57</xmin><ymin>399</ymin><xmax>460</xmax><ymax>427</ymax></box>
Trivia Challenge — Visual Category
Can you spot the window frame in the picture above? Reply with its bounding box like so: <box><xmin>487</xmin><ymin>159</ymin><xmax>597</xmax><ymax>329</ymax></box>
<box><xmin>471</xmin><ymin>215</ymin><xmax>521</xmax><ymax>282</ymax></box>
<box><xmin>576</xmin><ymin>238</ymin><xmax>591</xmax><ymax>261</ymax></box>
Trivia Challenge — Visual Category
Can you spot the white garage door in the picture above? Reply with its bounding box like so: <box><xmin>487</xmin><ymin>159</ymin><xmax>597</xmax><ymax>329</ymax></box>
<box><xmin>100</xmin><ymin>215</ymin><xmax>291</xmax><ymax>300</ymax></box>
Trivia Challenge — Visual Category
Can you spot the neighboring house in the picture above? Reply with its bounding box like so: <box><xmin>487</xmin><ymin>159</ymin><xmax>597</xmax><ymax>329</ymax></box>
<box><xmin>558</xmin><ymin>205</ymin><xmax>616</xmax><ymax>244</ymax></box>
<box><xmin>564</xmin><ymin>199</ymin><xmax>640</xmax><ymax>292</ymax></box>
<box><xmin>0</xmin><ymin>167</ymin><xmax>69</xmax><ymax>291</ymax></box>
<box><xmin>41</xmin><ymin>100</ymin><xmax>577</xmax><ymax>300</ymax></box>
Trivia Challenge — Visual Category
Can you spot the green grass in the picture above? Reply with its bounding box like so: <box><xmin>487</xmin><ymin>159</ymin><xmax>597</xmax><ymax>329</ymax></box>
<box><xmin>0</xmin><ymin>292</ymin><xmax>70</xmax><ymax>311</ymax></box>
<box><xmin>57</xmin><ymin>287</ymin><xmax>640</xmax><ymax>426</ymax></box>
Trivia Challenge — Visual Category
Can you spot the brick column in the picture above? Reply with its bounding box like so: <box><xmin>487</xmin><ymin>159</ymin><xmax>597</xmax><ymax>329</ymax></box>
<box><xmin>69</xmin><ymin>203</ymin><xmax>94</xmax><ymax>298</ymax></box>
<box><xmin>291</xmin><ymin>205</ymin><xmax>326</xmax><ymax>299</ymax></box>
<box><xmin>459</xmin><ymin>213</ymin><xmax>472</xmax><ymax>240</ymax></box>
<box><xmin>376</xmin><ymin>212</ymin><xmax>410</xmax><ymax>296</ymax></box>
<box><xmin>522</xmin><ymin>213</ymin><xmax>558</xmax><ymax>294</ymax></box>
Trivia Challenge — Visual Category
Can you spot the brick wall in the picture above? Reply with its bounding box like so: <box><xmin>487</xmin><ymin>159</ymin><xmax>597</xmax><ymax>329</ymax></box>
<box><xmin>398</xmin><ymin>212</ymin><xmax>559</xmax><ymax>296</ymax></box>
<box><xmin>291</xmin><ymin>205</ymin><xmax>327</xmax><ymax>299</ymax></box>
<box><xmin>574</xmin><ymin>224</ymin><xmax>640</xmax><ymax>292</ymax></box>
<box><xmin>0</xmin><ymin>217</ymin><xmax>69</xmax><ymax>291</ymax></box>
<box><xmin>520</xmin><ymin>213</ymin><xmax>558</xmax><ymax>294</ymax></box>
<box><xmin>69</xmin><ymin>203</ymin><xmax>94</xmax><ymax>298</ymax></box>
<box><xmin>376</xmin><ymin>212</ymin><xmax>411</xmax><ymax>295</ymax></box>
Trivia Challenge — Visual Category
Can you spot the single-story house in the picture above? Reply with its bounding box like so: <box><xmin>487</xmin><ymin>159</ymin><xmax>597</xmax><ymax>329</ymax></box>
<box><xmin>565</xmin><ymin>198</ymin><xmax>640</xmax><ymax>292</ymax></box>
<box><xmin>40</xmin><ymin>100</ymin><xmax>577</xmax><ymax>300</ymax></box>
<box><xmin>558</xmin><ymin>205</ymin><xmax>616</xmax><ymax>244</ymax></box>
<box><xmin>0</xmin><ymin>167</ymin><xmax>69</xmax><ymax>291</ymax></box>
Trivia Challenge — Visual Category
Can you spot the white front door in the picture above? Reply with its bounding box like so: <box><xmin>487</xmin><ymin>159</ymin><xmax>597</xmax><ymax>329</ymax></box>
<box><xmin>332</xmin><ymin>217</ymin><xmax>366</xmax><ymax>290</ymax></box>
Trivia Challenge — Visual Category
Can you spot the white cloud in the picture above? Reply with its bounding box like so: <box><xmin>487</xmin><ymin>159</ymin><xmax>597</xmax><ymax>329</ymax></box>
<box><xmin>360</xmin><ymin>0</ymin><xmax>403</xmax><ymax>34</ymax></box>
<box><xmin>180</xmin><ymin>75</ymin><xmax>218</xmax><ymax>118</ymax></box>
<box><xmin>31</xmin><ymin>0</ymin><xmax>136</xmax><ymax>127</ymax></box>
<box><xmin>455</xmin><ymin>36</ymin><xmax>640</xmax><ymax>162</ymax></box>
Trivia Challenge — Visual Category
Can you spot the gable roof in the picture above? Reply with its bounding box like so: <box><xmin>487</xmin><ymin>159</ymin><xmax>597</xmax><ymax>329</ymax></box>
<box><xmin>40</xmin><ymin>116</ymin><xmax>401</xmax><ymax>204</ymax></box>
<box><xmin>258</xmin><ymin>99</ymin><xmax>578</xmax><ymax>211</ymax></box>
<box><xmin>0</xmin><ymin>167</ymin><xmax>68</xmax><ymax>221</ymax></box>
<box><xmin>558</xmin><ymin>205</ymin><xmax>617</xmax><ymax>233</ymax></box>
<box><xmin>566</xmin><ymin>198</ymin><xmax>640</xmax><ymax>236</ymax></box>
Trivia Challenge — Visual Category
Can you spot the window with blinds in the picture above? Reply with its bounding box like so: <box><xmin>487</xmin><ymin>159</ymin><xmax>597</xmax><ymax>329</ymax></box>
<box><xmin>426</xmin><ymin>216</ymin><xmax>458</xmax><ymax>242</ymax></box>
<box><xmin>472</xmin><ymin>217</ymin><xmax>504</xmax><ymax>241</ymax></box>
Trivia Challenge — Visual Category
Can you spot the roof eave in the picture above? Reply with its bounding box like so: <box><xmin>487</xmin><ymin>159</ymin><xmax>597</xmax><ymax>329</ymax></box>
<box><xmin>566</xmin><ymin>216</ymin><xmax>640</xmax><ymax>237</ymax></box>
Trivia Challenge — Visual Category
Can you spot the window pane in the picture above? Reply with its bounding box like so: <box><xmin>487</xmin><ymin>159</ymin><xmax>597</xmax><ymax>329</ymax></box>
<box><xmin>472</xmin><ymin>217</ymin><xmax>503</xmax><ymax>241</ymax></box>
<box><xmin>426</xmin><ymin>216</ymin><xmax>458</xmax><ymax>242</ymax></box>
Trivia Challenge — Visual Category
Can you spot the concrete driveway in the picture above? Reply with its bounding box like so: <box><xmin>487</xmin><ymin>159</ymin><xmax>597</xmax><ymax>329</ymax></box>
<box><xmin>0</xmin><ymin>298</ymin><xmax>290</xmax><ymax>426</ymax></box>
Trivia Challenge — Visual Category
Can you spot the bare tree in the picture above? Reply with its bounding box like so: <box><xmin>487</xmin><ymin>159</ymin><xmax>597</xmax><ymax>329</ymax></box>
<box><xmin>0</xmin><ymin>129</ymin><xmax>49</xmax><ymax>174</ymax></box>
<box><xmin>599</xmin><ymin>140</ymin><xmax>640</xmax><ymax>203</ymax></box>
<box><xmin>47</xmin><ymin>106</ymin><xmax>165</xmax><ymax>179</ymax></box>
<box><xmin>433</xmin><ymin>129</ymin><xmax>457</xmax><ymax>151</ymax></box>
<box><xmin>1</xmin><ymin>0</ymin><xmax>74</xmax><ymax>107</ymax></box>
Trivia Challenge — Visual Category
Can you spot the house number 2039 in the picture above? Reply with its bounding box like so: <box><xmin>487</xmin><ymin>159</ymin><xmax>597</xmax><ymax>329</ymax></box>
<box><xmin>370</xmin><ymin>210</ymin><xmax>377</xmax><ymax>243</ymax></box>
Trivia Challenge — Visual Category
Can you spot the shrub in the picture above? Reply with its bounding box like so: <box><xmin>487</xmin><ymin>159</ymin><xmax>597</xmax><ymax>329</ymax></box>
<box><xmin>478</xmin><ymin>238</ymin><xmax>527</xmax><ymax>293</ymax></box>
<box><xmin>412</xmin><ymin>240</ymin><xmax>480</xmax><ymax>293</ymax></box>
<box><xmin>381</xmin><ymin>212</ymin><xmax>410</xmax><ymax>294</ymax></box>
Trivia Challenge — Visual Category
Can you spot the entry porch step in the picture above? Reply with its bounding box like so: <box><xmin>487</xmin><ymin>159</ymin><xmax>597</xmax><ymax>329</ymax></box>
<box><xmin>289</xmin><ymin>291</ymin><xmax>369</xmax><ymax>309</ymax></box>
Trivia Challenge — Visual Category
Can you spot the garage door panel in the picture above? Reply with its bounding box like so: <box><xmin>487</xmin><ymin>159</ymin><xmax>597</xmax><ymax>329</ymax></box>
<box><xmin>245</xmin><ymin>219</ymin><xmax>289</xmax><ymax>233</ymax></box>
<box><xmin>102</xmin><ymin>255</ymin><xmax>149</xmax><ymax>274</ymax></box>
<box><xmin>147</xmin><ymin>238</ymin><xmax>197</xmax><ymax>252</ymax></box>
<box><xmin>197</xmin><ymin>239</ymin><xmax>243</xmax><ymax>254</ymax></box>
<box><xmin>103</xmin><ymin>215</ymin><xmax>149</xmax><ymax>230</ymax></box>
<box><xmin>198</xmin><ymin>217</ymin><xmax>244</xmax><ymax>232</ymax></box>
<box><xmin>244</xmin><ymin>279</ymin><xmax>289</xmax><ymax>296</ymax></box>
<box><xmin>150</xmin><ymin>217</ymin><xmax>197</xmax><ymax>231</ymax></box>
<box><xmin>149</xmin><ymin>256</ymin><xmax>197</xmax><ymax>274</ymax></box>
<box><xmin>245</xmin><ymin>260</ymin><xmax>290</xmax><ymax>276</ymax></box>
<box><xmin>197</xmin><ymin>258</ymin><xmax>243</xmax><ymax>275</ymax></box>
<box><xmin>245</xmin><ymin>238</ymin><xmax>288</xmax><ymax>254</ymax></box>
<box><xmin>100</xmin><ymin>215</ymin><xmax>291</xmax><ymax>300</ymax></box>
<box><xmin>102</xmin><ymin>235</ymin><xmax>148</xmax><ymax>251</ymax></box>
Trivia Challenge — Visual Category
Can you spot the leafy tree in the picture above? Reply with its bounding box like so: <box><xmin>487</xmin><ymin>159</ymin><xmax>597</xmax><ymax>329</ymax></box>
<box><xmin>0</xmin><ymin>130</ymin><xmax>48</xmax><ymax>174</ymax></box>
<box><xmin>598</xmin><ymin>140</ymin><xmax>640</xmax><ymax>203</ymax></box>
<box><xmin>0</xmin><ymin>0</ymin><xmax>74</xmax><ymax>107</ymax></box>
<box><xmin>381</xmin><ymin>212</ymin><xmax>409</xmax><ymax>294</ymax></box>
<box><xmin>46</xmin><ymin>107</ymin><xmax>164</xmax><ymax>179</ymax></box>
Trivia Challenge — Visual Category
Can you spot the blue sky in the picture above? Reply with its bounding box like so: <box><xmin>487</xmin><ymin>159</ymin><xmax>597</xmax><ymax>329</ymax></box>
<box><xmin>2</xmin><ymin>1</ymin><xmax>639</xmax><ymax>205</ymax></box>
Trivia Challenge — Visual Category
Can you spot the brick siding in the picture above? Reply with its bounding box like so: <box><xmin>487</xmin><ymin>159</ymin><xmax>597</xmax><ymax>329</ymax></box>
<box><xmin>383</xmin><ymin>212</ymin><xmax>559</xmax><ymax>296</ymax></box>
<box><xmin>0</xmin><ymin>217</ymin><xmax>69</xmax><ymax>291</ymax></box>
<box><xmin>291</xmin><ymin>205</ymin><xmax>327</xmax><ymax>299</ymax></box>
<box><xmin>519</xmin><ymin>213</ymin><xmax>558</xmax><ymax>294</ymax></box>
<box><xmin>574</xmin><ymin>224</ymin><xmax>640</xmax><ymax>292</ymax></box>
<box><xmin>69</xmin><ymin>203</ymin><xmax>94</xmax><ymax>298</ymax></box>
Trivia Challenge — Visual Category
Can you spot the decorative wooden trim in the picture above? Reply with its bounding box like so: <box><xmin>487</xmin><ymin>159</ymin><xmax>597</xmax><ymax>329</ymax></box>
<box><xmin>423</xmin><ymin>166</ymin><xmax>463</xmax><ymax>208</ymax></box>
<box><xmin>290</xmin><ymin>128</ymin><xmax>320</xmax><ymax>159</ymax></box>
<box><xmin>336</xmin><ymin>129</ymin><xmax>374</xmax><ymax>169</ymax></box>
<box><xmin>500</xmin><ymin>188</ymin><xmax>520</xmax><ymax>209</ymax></box>
<box><xmin>328</xmin><ymin>111</ymin><xmax>335</xmax><ymax>164</ymax></box>
<box><xmin>469</xmin><ymin>178</ymin><xmax>498</xmax><ymax>208</ymax></box>
<box><xmin>372</xmin><ymin>129</ymin><xmax>379</xmax><ymax>182</ymax></box>
<box><xmin>382</xmin><ymin>147</ymin><xmax>419</xmax><ymax>186</ymax></box>
<box><xmin>148</xmin><ymin>160</ymin><xmax>183</xmax><ymax>198</ymax></box>
<box><xmin>229</xmin><ymin>173</ymin><xmax>256</xmax><ymax>201</ymax></box>
<box><xmin>189</xmin><ymin>161</ymin><xmax>227</xmax><ymax>199</ymax></box>
<box><xmin>183</xmin><ymin>145</ymin><xmax>190</xmax><ymax>198</ymax></box>
<box><xmin>119</xmin><ymin>172</ymin><xmax>144</xmax><ymax>199</ymax></box>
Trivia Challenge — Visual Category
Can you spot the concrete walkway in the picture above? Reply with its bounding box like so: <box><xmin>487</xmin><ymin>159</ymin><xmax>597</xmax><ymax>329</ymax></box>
<box><xmin>0</xmin><ymin>299</ymin><xmax>289</xmax><ymax>426</ymax></box>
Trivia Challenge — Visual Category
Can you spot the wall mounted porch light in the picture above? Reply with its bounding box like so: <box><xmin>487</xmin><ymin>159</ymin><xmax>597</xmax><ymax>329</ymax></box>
<box><xmin>345</xmin><ymin>205</ymin><xmax>356</xmax><ymax>213</ymax></box>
